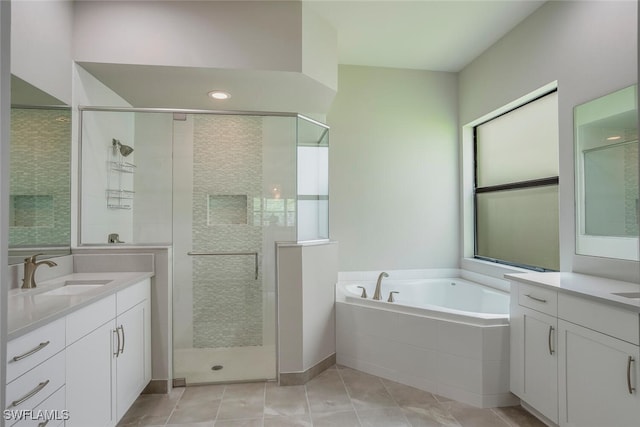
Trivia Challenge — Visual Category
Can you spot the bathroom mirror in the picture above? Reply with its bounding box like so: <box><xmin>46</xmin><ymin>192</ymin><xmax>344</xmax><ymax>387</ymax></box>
<box><xmin>575</xmin><ymin>84</ymin><xmax>638</xmax><ymax>260</ymax></box>
<box><xmin>9</xmin><ymin>77</ymin><xmax>72</xmax><ymax>264</ymax></box>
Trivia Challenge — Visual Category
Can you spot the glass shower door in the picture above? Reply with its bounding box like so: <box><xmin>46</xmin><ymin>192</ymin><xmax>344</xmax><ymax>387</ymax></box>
<box><xmin>172</xmin><ymin>113</ymin><xmax>296</xmax><ymax>384</ymax></box>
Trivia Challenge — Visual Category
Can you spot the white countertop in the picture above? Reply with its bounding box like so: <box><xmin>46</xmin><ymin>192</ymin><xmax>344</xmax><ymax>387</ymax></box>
<box><xmin>505</xmin><ymin>272</ymin><xmax>640</xmax><ymax>312</ymax></box>
<box><xmin>8</xmin><ymin>271</ymin><xmax>154</xmax><ymax>340</ymax></box>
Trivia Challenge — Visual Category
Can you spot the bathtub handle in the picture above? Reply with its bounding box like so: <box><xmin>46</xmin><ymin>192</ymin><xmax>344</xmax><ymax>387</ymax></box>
<box><xmin>387</xmin><ymin>291</ymin><xmax>399</xmax><ymax>303</ymax></box>
<box><xmin>357</xmin><ymin>286</ymin><xmax>368</xmax><ymax>298</ymax></box>
<box><xmin>525</xmin><ymin>294</ymin><xmax>547</xmax><ymax>304</ymax></box>
<box><xmin>548</xmin><ymin>325</ymin><xmax>555</xmax><ymax>355</ymax></box>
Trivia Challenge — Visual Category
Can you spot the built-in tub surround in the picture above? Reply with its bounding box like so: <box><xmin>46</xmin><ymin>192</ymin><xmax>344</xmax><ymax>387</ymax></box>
<box><xmin>336</xmin><ymin>269</ymin><xmax>516</xmax><ymax>408</ymax></box>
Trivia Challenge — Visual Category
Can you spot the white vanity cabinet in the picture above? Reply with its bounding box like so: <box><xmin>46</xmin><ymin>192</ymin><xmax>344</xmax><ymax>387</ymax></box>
<box><xmin>114</xmin><ymin>280</ymin><xmax>152</xmax><ymax>421</ymax></box>
<box><xmin>557</xmin><ymin>294</ymin><xmax>639</xmax><ymax>427</ymax></box>
<box><xmin>65</xmin><ymin>278</ymin><xmax>151</xmax><ymax>427</ymax></box>
<box><xmin>5</xmin><ymin>318</ymin><xmax>67</xmax><ymax>424</ymax></box>
<box><xmin>509</xmin><ymin>275</ymin><xmax>640</xmax><ymax>427</ymax></box>
<box><xmin>65</xmin><ymin>295</ymin><xmax>117</xmax><ymax>427</ymax></box>
<box><xmin>510</xmin><ymin>282</ymin><xmax>559</xmax><ymax>424</ymax></box>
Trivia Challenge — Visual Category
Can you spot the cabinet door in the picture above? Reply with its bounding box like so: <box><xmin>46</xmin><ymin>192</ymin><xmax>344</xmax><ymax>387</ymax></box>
<box><xmin>66</xmin><ymin>320</ymin><xmax>116</xmax><ymax>427</ymax></box>
<box><xmin>115</xmin><ymin>300</ymin><xmax>147</xmax><ymax>421</ymax></box>
<box><xmin>521</xmin><ymin>307</ymin><xmax>558</xmax><ymax>423</ymax></box>
<box><xmin>558</xmin><ymin>320</ymin><xmax>640</xmax><ymax>427</ymax></box>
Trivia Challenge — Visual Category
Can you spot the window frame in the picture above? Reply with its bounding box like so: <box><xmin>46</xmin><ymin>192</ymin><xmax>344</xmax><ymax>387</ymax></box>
<box><xmin>472</xmin><ymin>89</ymin><xmax>559</xmax><ymax>272</ymax></box>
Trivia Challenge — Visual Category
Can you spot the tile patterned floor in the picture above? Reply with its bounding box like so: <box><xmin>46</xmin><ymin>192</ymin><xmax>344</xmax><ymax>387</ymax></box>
<box><xmin>118</xmin><ymin>365</ymin><xmax>545</xmax><ymax>427</ymax></box>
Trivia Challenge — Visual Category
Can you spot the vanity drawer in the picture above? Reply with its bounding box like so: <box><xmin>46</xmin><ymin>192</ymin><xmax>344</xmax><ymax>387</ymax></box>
<box><xmin>10</xmin><ymin>385</ymin><xmax>66</xmax><ymax>427</ymax></box>
<box><xmin>6</xmin><ymin>351</ymin><xmax>65</xmax><ymax>412</ymax></box>
<box><xmin>6</xmin><ymin>318</ymin><xmax>65</xmax><ymax>383</ymax></box>
<box><xmin>66</xmin><ymin>294</ymin><xmax>116</xmax><ymax>345</ymax></box>
<box><xmin>518</xmin><ymin>283</ymin><xmax>557</xmax><ymax>316</ymax></box>
<box><xmin>117</xmin><ymin>278</ymin><xmax>150</xmax><ymax>315</ymax></box>
<box><xmin>558</xmin><ymin>293</ymin><xmax>639</xmax><ymax>345</ymax></box>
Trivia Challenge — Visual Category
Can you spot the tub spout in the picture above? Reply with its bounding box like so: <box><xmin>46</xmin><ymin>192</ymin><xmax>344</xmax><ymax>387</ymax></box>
<box><xmin>373</xmin><ymin>272</ymin><xmax>389</xmax><ymax>300</ymax></box>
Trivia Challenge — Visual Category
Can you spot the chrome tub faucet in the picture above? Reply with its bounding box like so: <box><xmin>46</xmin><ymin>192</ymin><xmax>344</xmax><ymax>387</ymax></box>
<box><xmin>372</xmin><ymin>271</ymin><xmax>389</xmax><ymax>300</ymax></box>
<box><xmin>22</xmin><ymin>253</ymin><xmax>57</xmax><ymax>289</ymax></box>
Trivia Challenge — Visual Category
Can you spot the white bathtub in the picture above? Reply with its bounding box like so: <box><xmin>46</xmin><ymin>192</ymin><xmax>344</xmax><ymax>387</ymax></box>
<box><xmin>341</xmin><ymin>278</ymin><xmax>509</xmax><ymax>325</ymax></box>
<box><xmin>336</xmin><ymin>271</ymin><xmax>517</xmax><ymax>408</ymax></box>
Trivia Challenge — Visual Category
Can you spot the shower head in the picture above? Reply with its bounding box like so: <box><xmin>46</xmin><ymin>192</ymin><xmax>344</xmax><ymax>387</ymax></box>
<box><xmin>112</xmin><ymin>139</ymin><xmax>134</xmax><ymax>157</ymax></box>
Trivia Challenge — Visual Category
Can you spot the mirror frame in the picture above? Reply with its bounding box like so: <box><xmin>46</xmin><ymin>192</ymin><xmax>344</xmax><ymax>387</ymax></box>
<box><xmin>574</xmin><ymin>84</ymin><xmax>638</xmax><ymax>261</ymax></box>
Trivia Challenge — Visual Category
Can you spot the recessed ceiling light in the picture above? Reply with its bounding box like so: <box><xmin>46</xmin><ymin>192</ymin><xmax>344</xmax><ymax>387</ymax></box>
<box><xmin>208</xmin><ymin>90</ymin><xmax>231</xmax><ymax>100</ymax></box>
<box><xmin>606</xmin><ymin>136</ymin><xmax>622</xmax><ymax>141</ymax></box>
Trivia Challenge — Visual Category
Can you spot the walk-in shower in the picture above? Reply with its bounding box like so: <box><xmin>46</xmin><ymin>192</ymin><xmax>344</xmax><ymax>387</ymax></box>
<box><xmin>78</xmin><ymin>107</ymin><xmax>329</xmax><ymax>384</ymax></box>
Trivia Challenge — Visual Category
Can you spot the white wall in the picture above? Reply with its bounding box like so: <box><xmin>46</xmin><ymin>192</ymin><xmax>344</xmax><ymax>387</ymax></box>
<box><xmin>277</xmin><ymin>241</ymin><xmax>338</xmax><ymax>374</ymax></box>
<box><xmin>302</xmin><ymin>2</ymin><xmax>338</xmax><ymax>92</ymax></box>
<box><xmin>328</xmin><ymin>65</ymin><xmax>459</xmax><ymax>272</ymax></box>
<box><xmin>72</xmin><ymin>65</ymin><xmax>133</xmax><ymax>246</ymax></box>
<box><xmin>73</xmin><ymin>0</ymin><xmax>302</xmax><ymax>73</ymax></box>
<box><xmin>459</xmin><ymin>0</ymin><xmax>638</xmax><ymax>283</ymax></box>
<box><xmin>11</xmin><ymin>0</ymin><xmax>73</xmax><ymax>104</ymax></box>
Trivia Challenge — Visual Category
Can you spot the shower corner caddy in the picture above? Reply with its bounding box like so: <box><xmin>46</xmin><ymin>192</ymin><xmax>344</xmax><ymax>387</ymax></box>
<box><xmin>106</xmin><ymin>141</ymin><xmax>136</xmax><ymax>210</ymax></box>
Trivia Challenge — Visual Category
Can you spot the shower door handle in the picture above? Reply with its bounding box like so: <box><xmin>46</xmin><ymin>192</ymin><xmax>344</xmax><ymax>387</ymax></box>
<box><xmin>187</xmin><ymin>251</ymin><xmax>259</xmax><ymax>280</ymax></box>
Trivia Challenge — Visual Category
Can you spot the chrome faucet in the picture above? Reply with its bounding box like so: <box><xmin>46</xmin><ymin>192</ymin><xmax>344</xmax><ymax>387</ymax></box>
<box><xmin>372</xmin><ymin>272</ymin><xmax>389</xmax><ymax>300</ymax></box>
<box><xmin>22</xmin><ymin>253</ymin><xmax>57</xmax><ymax>289</ymax></box>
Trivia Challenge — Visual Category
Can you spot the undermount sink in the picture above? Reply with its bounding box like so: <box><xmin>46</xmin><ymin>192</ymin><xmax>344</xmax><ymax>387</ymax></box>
<box><xmin>611</xmin><ymin>292</ymin><xmax>640</xmax><ymax>299</ymax></box>
<box><xmin>40</xmin><ymin>280</ymin><xmax>111</xmax><ymax>296</ymax></box>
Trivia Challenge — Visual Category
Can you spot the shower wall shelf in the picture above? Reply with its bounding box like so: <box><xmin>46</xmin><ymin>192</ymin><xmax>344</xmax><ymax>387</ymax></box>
<box><xmin>106</xmin><ymin>189</ymin><xmax>135</xmax><ymax>209</ymax></box>
<box><xmin>106</xmin><ymin>139</ymin><xmax>135</xmax><ymax>210</ymax></box>
<box><xmin>109</xmin><ymin>161</ymin><xmax>136</xmax><ymax>173</ymax></box>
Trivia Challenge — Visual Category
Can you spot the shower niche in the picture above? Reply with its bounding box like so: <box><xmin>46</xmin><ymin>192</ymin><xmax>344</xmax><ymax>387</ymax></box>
<box><xmin>79</xmin><ymin>108</ymin><xmax>329</xmax><ymax>384</ymax></box>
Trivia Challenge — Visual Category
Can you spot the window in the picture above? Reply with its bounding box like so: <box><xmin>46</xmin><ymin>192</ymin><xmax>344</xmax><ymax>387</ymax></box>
<box><xmin>474</xmin><ymin>91</ymin><xmax>559</xmax><ymax>271</ymax></box>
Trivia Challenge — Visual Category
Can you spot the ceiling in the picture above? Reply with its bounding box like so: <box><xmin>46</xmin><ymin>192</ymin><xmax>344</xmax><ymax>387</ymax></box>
<box><xmin>304</xmin><ymin>0</ymin><xmax>546</xmax><ymax>72</ymax></box>
<box><xmin>68</xmin><ymin>1</ymin><xmax>546</xmax><ymax>112</ymax></box>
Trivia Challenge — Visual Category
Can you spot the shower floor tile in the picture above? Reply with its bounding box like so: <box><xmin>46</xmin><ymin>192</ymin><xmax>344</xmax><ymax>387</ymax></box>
<box><xmin>174</xmin><ymin>345</ymin><xmax>276</xmax><ymax>384</ymax></box>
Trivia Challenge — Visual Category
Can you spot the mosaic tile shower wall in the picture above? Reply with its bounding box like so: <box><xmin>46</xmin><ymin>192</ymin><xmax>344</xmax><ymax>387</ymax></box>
<box><xmin>9</xmin><ymin>108</ymin><xmax>71</xmax><ymax>247</ymax></box>
<box><xmin>192</xmin><ymin>115</ymin><xmax>264</xmax><ymax>348</ymax></box>
<box><xmin>624</xmin><ymin>141</ymin><xmax>639</xmax><ymax>236</ymax></box>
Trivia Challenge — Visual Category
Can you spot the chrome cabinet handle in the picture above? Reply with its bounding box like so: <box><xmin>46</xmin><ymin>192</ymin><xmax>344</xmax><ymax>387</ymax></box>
<box><xmin>113</xmin><ymin>328</ymin><xmax>121</xmax><ymax>357</ymax></box>
<box><xmin>10</xmin><ymin>379</ymin><xmax>50</xmax><ymax>408</ymax></box>
<box><xmin>525</xmin><ymin>294</ymin><xmax>547</xmax><ymax>303</ymax></box>
<box><xmin>12</xmin><ymin>341</ymin><xmax>50</xmax><ymax>362</ymax></box>
<box><xmin>548</xmin><ymin>326</ymin><xmax>555</xmax><ymax>355</ymax></box>
<box><xmin>356</xmin><ymin>286</ymin><xmax>367</xmax><ymax>298</ymax></box>
<box><xmin>627</xmin><ymin>356</ymin><xmax>636</xmax><ymax>394</ymax></box>
<box><xmin>119</xmin><ymin>325</ymin><xmax>125</xmax><ymax>355</ymax></box>
<box><xmin>387</xmin><ymin>291</ymin><xmax>399</xmax><ymax>303</ymax></box>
